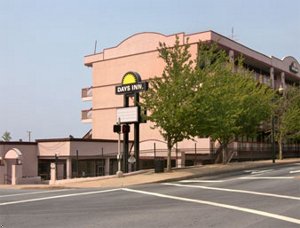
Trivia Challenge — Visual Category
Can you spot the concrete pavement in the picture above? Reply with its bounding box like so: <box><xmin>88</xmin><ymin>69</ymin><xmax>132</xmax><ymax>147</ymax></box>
<box><xmin>1</xmin><ymin>158</ymin><xmax>299</xmax><ymax>189</ymax></box>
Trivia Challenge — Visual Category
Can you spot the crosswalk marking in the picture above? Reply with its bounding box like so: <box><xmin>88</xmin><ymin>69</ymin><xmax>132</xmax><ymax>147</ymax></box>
<box><xmin>0</xmin><ymin>188</ymin><xmax>121</xmax><ymax>206</ymax></box>
<box><xmin>0</xmin><ymin>189</ymin><xmax>70</xmax><ymax>198</ymax></box>
<box><xmin>239</xmin><ymin>176</ymin><xmax>294</xmax><ymax>180</ymax></box>
<box><xmin>179</xmin><ymin>180</ymin><xmax>224</xmax><ymax>183</ymax></box>
<box><xmin>163</xmin><ymin>183</ymin><xmax>300</xmax><ymax>201</ymax></box>
<box><xmin>289</xmin><ymin>170</ymin><xmax>300</xmax><ymax>174</ymax></box>
<box><xmin>123</xmin><ymin>187</ymin><xmax>300</xmax><ymax>225</ymax></box>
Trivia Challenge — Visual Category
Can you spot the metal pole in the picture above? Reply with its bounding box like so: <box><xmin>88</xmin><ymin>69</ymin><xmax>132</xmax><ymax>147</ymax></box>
<box><xmin>27</xmin><ymin>131</ymin><xmax>31</xmax><ymax>142</ymax></box>
<box><xmin>116</xmin><ymin>118</ymin><xmax>123</xmax><ymax>177</ymax></box>
<box><xmin>154</xmin><ymin>142</ymin><xmax>156</xmax><ymax>159</ymax></box>
<box><xmin>123</xmin><ymin>96</ymin><xmax>129</xmax><ymax>173</ymax></box>
<box><xmin>194</xmin><ymin>143</ymin><xmax>197</xmax><ymax>165</ymax></box>
<box><xmin>176</xmin><ymin>143</ymin><xmax>178</xmax><ymax>167</ymax></box>
<box><xmin>134</xmin><ymin>93</ymin><xmax>140</xmax><ymax>171</ymax></box>
<box><xmin>134</xmin><ymin>122</ymin><xmax>139</xmax><ymax>171</ymax></box>
<box><xmin>271</xmin><ymin>115</ymin><xmax>276</xmax><ymax>163</ymax></box>
<box><xmin>101</xmin><ymin>147</ymin><xmax>104</xmax><ymax>176</ymax></box>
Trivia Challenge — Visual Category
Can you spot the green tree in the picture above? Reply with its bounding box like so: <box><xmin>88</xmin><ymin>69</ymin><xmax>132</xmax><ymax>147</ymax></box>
<box><xmin>141</xmin><ymin>36</ymin><xmax>194</xmax><ymax>171</ymax></box>
<box><xmin>275</xmin><ymin>86</ymin><xmax>300</xmax><ymax>159</ymax></box>
<box><xmin>2</xmin><ymin>131</ymin><xmax>12</xmax><ymax>142</ymax></box>
<box><xmin>187</xmin><ymin>43</ymin><xmax>275</xmax><ymax>163</ymax></box>
<box><xmin>142</xmin><ymin>39</ymin><xmax>276</xmax><ymax>167</ymax></box>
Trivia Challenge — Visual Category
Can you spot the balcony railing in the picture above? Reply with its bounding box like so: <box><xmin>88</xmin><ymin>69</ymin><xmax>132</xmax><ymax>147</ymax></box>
<box><xmin>81</xmin><ymin>87</ymin><xmax>93</xmax><ymax>101</ymax></box>
<box><xmin>81</xmin><ymin>109</ymin><xmax>92</xmax><ymax>123</ymax></box>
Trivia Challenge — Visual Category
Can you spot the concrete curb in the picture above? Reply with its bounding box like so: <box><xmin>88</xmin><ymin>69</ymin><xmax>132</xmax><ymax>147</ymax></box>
<box><xmin>58</xmin><ymin>159</ymin><xmax>300</xmax><ymax>188</ymax></box>
<box><xmin>52</xmin><ymin>169</ymin><xmax>151</xmax><ymax>185</ymax></box>
<box><xmin>1</xmin><ymin>159</ymin><xmax>299</xmax><ymax>189</ymax></box>
<box><xmin>151</xmin><ymin>160</ymin><xmax>300</xmax><ymax>184</ymax></box>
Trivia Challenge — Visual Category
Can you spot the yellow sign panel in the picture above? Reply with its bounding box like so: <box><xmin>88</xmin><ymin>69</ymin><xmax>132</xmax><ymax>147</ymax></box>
<box><xmin>122</xmin><ymin>73</ymin><xmax>138</xmax><ymax>85</ymax></box>
<box><xmin>116</xmin><ymin>72</ymin><xmax>147</xmax><ymax>95</ymax></box>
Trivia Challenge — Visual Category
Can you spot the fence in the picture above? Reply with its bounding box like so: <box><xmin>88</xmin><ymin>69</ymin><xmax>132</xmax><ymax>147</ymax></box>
<box><xmin>138</xmin><ymin>142</ymin><xmax>300</xmax><ymax>168</ymax></box>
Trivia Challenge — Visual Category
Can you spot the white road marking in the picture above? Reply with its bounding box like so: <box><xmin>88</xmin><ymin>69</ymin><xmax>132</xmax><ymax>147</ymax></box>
<box><xmin>239</xmin><ymin>176</ymin><xmax>294</xmax><ymax>180</ymax></box>
<box><xmin>250</xmin><ymin>169</ymin><xmax>273</xmax><ymax>175</ymax></box>
<box><xmin>163</xmin><ymin>183</ymin><xmax>300</xmax><ymax>201</ymax></box>
<box><xmin>0</xmin><ymin>189</ymin><xmax>70</xmax><ymax>198</ymax></box>
<box><xmin>0</xmin><ymin>188</ymin><xmax>121</xmax><ymax>206</ymax></box>
<box><xmin>244</xmin><ymin>170</ymin><xmax>258</xmax><ymax>173</ymax></box>
<box><xmin>244</xmin><ymin>169</ymin><xmax>274</xmax><ymax>175</ymax></box>
<box><xmin>289</xmin><ymin>170</ymin><xmax>300</xmax><ymax>174</ymax></box>
<box><xmin>122</xmin><ymin>188</ymin><xmax>300</xmax><ymax>225</ymax></box>
<box><xmin>179</xmin><ymin>180</ymin><xmax>225</xmax><ymax>183</ymax></box>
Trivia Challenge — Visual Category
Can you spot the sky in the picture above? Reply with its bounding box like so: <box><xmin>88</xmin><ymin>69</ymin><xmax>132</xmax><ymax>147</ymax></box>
<box><xmin>0</xmin><ymin>0</ymin><xmax>299</xmax><ymax>141</ymax></box>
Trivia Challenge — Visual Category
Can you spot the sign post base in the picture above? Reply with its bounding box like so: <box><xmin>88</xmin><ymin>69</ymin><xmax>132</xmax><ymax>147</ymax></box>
<box><xmin>116</xmin><ymin>171</ymin><xmax>123</xmax><ymax>178</ymax></box>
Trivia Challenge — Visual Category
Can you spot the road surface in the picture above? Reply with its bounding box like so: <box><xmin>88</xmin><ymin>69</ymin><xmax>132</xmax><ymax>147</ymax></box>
<box><xmin>0</xmin><ymin>163</ymin><xmax>299</xmax><ymax>227</ymax></box>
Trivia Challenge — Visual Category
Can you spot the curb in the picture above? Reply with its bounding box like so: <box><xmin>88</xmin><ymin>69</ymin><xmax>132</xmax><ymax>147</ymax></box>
<box><xmin>1</xmin><ymin>159</ymin><xmax>299</xmax><ymax>189</ymax></box>
<box><xmin>147</xmin><ymin>160</ymin><xmax>300</xmax><ymax>185</ymax></box>
<box><xmin>52</xmin><ymin>169</ymin><xmax>151</xmax><ymax>186</ymax></box>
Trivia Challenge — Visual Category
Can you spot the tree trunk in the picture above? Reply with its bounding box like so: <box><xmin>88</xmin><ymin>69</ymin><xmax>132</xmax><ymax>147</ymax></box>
<box><xmin>214</xmin><ymin>144</ymin><xmax>223</xmax><ymax>164</ymax></box>
<box><xmin>222</xmin><ymin>143</ymin><xmax>228</xmax><ymax>164</ymax></box>
<box><xmin>167</xmin><ymin>140</ymin><xmax>172</xmax><ymax>172</ymax></box>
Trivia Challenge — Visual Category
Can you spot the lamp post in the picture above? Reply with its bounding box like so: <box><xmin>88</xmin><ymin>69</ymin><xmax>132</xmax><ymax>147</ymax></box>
<box><xmin>271</xmin><ymin>85</ymin><xmax>284</xmax><ymax>163</ymax></box>
<box><xmin>277</xmin><ymin>85</ymin><xmax>285</xmax><ymax>160</ymax></box>
<box><xmin>271</xmin><ymin>114</ymin><xmax>276</xmax><ymax>163</ymax></box>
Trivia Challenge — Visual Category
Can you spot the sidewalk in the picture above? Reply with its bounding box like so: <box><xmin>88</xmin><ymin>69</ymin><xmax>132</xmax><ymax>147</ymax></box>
<box><xmin>1</xmin><ymin>158</ymin><xmax>299</xmax><ymax>190</ymax></box>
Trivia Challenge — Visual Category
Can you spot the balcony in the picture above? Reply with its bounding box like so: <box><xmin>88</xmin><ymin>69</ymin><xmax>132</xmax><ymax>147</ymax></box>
<box><xmin>81</xmin><ymin>109</ymin><xmax>92</xmax><ymax>123</ymax></box>
<box><xmin>81</xmin><ymin>87</ymin><xmax>93</xmax><ymax>101</ymax></box>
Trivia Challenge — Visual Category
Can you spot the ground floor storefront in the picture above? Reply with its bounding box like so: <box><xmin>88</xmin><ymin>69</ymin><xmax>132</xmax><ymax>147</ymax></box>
<box><xmin>0</xmin><ymin>138</ymin><xmax>119</xmax><ymax>185</ymax></box>
<box><xmin>38</xmin><ymin>157</ymin><xmax>118</xmax><ymax>180</ymax></box>
<box><xmin>1</xmin><ymin>138</ymin><xmax>299</xmax><ymax>185</ymax></box>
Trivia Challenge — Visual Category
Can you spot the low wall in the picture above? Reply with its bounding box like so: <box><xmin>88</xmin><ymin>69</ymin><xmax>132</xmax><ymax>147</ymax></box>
<box><xmin>18</xmin><ymin>176</ymin><xmax>42</xmax><ymax>185</ymax></box>
<box><xmin>52</xmin><ymin>169</ymin><xmax>149</xmax><ymax>185</ymax></box>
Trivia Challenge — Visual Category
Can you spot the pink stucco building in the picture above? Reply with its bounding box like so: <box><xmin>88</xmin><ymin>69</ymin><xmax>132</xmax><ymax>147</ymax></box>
<box><xmin>1</xmin><ymin>30</ymin><xmax>299</xmax><ymax>185</ymax></box>
<box><xmin>82</xmin><ymin>30</ymin><xmax>300</xmax><ymax>165</ymax></box>
<box><xmin>0</xmin><ymin>138</ymin><xmax>120</xmax><ymax>185</ymax></box>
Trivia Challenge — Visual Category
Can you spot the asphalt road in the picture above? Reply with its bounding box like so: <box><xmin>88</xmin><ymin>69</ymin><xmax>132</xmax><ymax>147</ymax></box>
<box><xmin>0</xmin><ymin>163</ymin><xmax>299</xmax><ymax>228</ymax></box>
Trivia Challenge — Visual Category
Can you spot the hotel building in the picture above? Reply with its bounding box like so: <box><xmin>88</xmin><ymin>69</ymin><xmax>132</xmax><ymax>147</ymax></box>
<box><xmin>1</xmin><ymin>30</ymin><xmax>299</xmax><ymax>185</ymax></box>
<box><xmin>82</xmin><ymin>30</ymin><xmax>300</xmax><ymax>167</ymax></box>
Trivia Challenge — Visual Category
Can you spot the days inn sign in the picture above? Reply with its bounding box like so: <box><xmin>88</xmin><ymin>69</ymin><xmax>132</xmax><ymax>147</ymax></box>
<box><xmin>114</xmin><ymin>71</ymin><xmax>148</xmax><ymax>172</ymax></box>
<box><xmin>115</xmin><ymin>72</ymin><xmax>148</xmax><ymax>95</ymax></box>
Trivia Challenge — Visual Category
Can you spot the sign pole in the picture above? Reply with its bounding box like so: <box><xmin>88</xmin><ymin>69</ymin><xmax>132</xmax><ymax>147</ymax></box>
<box><xmin>116</xmin><ymin>118</ymin><xmax>123</xmax><ymax>177</ymax></box>
<box><xmin>123</xmin><ymin>95</ymin><xmax>129</xmax><ymax>173</ymax></box>
<box><xmin>134</xmin><ymin>93</ymin><xmax>140</xmax><ymax>171</ymax></box>
<box><xmin>115</xmin><ymin>72</ymin><xmax>148</xmax><ymax>173</ymax></box>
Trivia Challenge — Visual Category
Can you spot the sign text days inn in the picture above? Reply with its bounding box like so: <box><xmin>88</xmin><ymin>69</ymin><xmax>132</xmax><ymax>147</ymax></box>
<box><xmin>115</xmin><ymin>72</ymin><xmax>148</xmax><ymax>95</ymax></box>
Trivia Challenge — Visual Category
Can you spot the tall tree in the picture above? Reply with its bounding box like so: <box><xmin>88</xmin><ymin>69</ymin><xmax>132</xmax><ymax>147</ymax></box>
<box><xmin>142</xmin><ymin>39</ymin><xmax>276</xmax><ymax>167</ymax></box>
<box><xmin>187</xmin><ymin>43</ymin><xmax>275</xmax><ymax>163</ymax></box>
<box><xmin>275</xmin><ymin>86</ymin><xmax>300</xmax><ymax>159</ymax></box>
<box><xmin>2</xmin><ymin>131</ymin><xmax>12</xmax><ymax>142</ymax></box>
<box><xmin>141</xmin><ymin>36</ymin><xmax>194</xmax><ymax>171</ymax></box>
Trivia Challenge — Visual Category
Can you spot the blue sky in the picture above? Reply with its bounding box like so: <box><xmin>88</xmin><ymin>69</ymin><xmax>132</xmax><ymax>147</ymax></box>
<box><xmin>0</xmin><ymin>0</ymin><xmax>299</xmax><ymax>141</ymax></box>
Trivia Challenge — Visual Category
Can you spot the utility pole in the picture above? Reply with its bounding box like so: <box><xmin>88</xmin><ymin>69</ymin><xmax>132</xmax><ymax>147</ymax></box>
<box><xmin>27</xmin><ymin>131</ymin><xmax>32</xmax><ymax>142</ymax></box>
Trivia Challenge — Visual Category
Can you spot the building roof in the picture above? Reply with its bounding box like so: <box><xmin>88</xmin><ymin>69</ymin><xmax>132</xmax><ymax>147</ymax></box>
<box><xmin>0</xmin><ymin>141</ymin><xmax>37</xmax><ymax>145</ymax></box>
<box><xmin>35</xmin><ymin>137</ymin><xmax>120</xmax><ymax>143</ymax></box>
<box><xmin>84</xmin><ymin>30</ymin><xmax>300</xmax><ymax>82</ymax></box>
